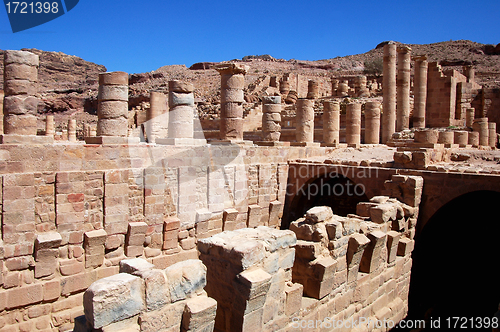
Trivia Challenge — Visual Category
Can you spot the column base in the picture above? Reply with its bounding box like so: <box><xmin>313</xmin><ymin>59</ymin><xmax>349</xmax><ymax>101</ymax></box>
<box><xmin>444</xmin><ymin>144</ymin><xmax>460</xmax><ymax>149</ymax></box>
<box><xmin>155</xmin><ymin>138</ymin><xmax>207</xmax><ymax>146</ymax></box>
<box><xmin>289</xmin><ymin>142</ymin><xmax>321</xmax><ymax>147</ymax></box>
<box><xmin>1</xmin><ymin>135</ymin><xmax>54</xmax><ymax>144</ymax></box>
<box><xmin>84</xmin><ymin>136</ymin><xmax>141</xmax><ymax>145</ymax></box>
<box><xmin>406</xmin><ymin>143</ymin><xmax>445</xmax><ymax>149</ymax></box>
<box><xmin>208</xmin><ymin>139</ymin><xmax>254</xmax><ymax>146</ymax></box>
<box><xmin>321</xmin><ymin>142</ymin><xmax>339</xmax><ymax>147</ymax></box>
<box><xmin>347</xmin><ymin>143</ymin><xmax>361</xmax><ymax>148</ymax></box>
<box><xmin>255</xmin><ymin>141</ymin><xmax>290</xmax><ymax>147</ymax></box>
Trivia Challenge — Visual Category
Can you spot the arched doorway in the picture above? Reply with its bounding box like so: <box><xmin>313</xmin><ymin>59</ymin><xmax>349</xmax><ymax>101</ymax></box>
<box><xmin>406</xmin><ymin>190</ymin><xmax>500</xmax><ymax>329</ymax></box>
<box><xmin>281</xmin><ymin>174</ymin><xmax>368</xmax><ymax>229</ymax></box>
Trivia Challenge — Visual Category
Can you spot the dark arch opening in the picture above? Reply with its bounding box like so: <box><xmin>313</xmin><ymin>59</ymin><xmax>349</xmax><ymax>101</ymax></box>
<box><xmin>281</xmin><ymin>174</ymin><xmax>368</xmax><ymax>229</ymax></box>
<box><xmin>404</xmin><ymin>190</ymin><xmax>500</xmax><ymax>330</ymax></box>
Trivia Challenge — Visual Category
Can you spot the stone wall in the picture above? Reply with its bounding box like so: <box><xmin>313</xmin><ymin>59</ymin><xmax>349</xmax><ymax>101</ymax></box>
<box><xmin>0</xmin><ymin>143</ymin><xmax>328</xmax><ymax>331</ymax></box>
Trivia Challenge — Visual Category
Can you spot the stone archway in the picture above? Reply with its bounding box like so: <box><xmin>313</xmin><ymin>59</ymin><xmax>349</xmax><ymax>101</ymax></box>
<box><xmin>406</xmin><ymin>190</ymin><xmax>500</xmax><ymax>326</ymax></box>
<box><xmin>281</xmin><ymin>174</ymin><xmax>368</xmax><ymax>229</ymax></box>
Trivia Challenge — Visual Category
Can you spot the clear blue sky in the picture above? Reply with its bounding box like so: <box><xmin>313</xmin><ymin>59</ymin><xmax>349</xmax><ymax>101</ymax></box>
<box><xmin>1</xmin><ymin>0</ymin><xmax>499</xmax><ymax>74</ymax></box>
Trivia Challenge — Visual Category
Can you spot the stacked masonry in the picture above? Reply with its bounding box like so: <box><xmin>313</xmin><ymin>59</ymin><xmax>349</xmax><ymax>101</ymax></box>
<box><xmin>382</xmin><ymin>43</ymin><xmax>397</xmax><ymax>143</ymax></box>
<box><xmin>346</xmin><ymin>103</ymin><xmax>361</xmax><ymax>147</ymax></box>
<box><xmin>364</xmin><ymin>101</ymin><xmax>381</xmax><ymax>144</ymax></box>
<box><xmin>294</xmin><ymin>99</ymin><xmax>315</xmax><ymax>145</ymax></box>
<box><xmin>261</xmin><ymin>96</ymin><xmax>282</xmax><ymax>142</ymax></box>
<box><xmin>306</xmin><ymin>80</ymin><xmax>319</xmax><ymax>99</ymax></box>
<box><xmin>0</xmin><ymin>90</ymin><xmax>4</xmax><ymax>134</ymax></box>
<box><xmin>413</xmin><ymin>55</ymin><xmax>428</xmax><ymax>129</ymax></box>
<box><xmin>322</xmin><ymin>101</ymin><xmax>340</xmax><ymax>146</ymax></box>
<box><xmin>216</xmin><ymin>63</ymin><xmax>248</xmax><ymax>141</ymax></box>
<box><xmin>288</xmin><ymin>174</ymin><xmax>422</xmax><ymax>331</ymax></box>
<box><xmin>396</xmin><ymin>46</ymin><xmax>411</xmax><ymax>132</ymax></box>
<box><xmin>197</xmin><ymin>227</ymin><xmax>298</xmax><ymax>332</ymax></box>
<box><xmin>96</xmin><ymin>71</ymin><xmax>129</xmax><ymax>137</ymax></box>
<box><xmin>3</xmin><ymin>50</ymin><xmax>39</xmax><ymax>137</ymax></box>
<box><xmin>79</xmin><ymin>258</ymin><xmax>216</xmax><ymax>332</ymax></box>
<box><xmin>146</xmin><ymin>91</ymin><xmax>168</xmax><ymax>143</ymax></box>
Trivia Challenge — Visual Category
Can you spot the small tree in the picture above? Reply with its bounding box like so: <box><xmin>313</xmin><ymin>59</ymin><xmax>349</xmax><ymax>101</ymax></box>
<box><xmin>364</xmin><ymin>58</ymin><xmax>383</xmax><ymax>77</ymax></box>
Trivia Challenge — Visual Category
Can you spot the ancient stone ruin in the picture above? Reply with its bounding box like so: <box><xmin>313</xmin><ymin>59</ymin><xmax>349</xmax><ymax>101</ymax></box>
<box><xmin>0</xmin><ymin>45</ymin><xmax>498</xmax><ymax>332</ymax></box>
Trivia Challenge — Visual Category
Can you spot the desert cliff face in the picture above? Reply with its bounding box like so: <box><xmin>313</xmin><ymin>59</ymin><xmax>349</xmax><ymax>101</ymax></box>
<box><xmin>0</xmin><ymin>40</ymin><xmax>499</xmax><ymax>135</ymax></box>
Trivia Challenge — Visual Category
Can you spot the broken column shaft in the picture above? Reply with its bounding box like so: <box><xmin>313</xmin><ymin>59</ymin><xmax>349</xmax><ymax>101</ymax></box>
<box><xmin>295</xmin><ymin>99</ymin><xmax>315</xmax><ymax>143</ymax></box>
<box><xmin>261</xmin><ymin>96</ymin><xmax>282</xmax><ymax>142</ymax></box>
<box><xmin>146</xmin><ymin>91</ymin><xmax>168</xmax><ymax>143</ymax></box>
<box><xmin>3</xmin><ymin>50</ymin><xmax>39</xmax><ymax>136</ymax></box>
<box><xmin>216</xmin><ymin>63</ymin><xmax>248</xmax><ymax>141</ymax></box>
<box><xmin>97</xmin><ymin>71</ymin><xmax>129</xmax><ymax>137</ymax></box>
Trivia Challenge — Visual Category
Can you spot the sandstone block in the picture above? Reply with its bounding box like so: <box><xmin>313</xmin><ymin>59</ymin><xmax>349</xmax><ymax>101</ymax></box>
<box><xmin>223</xmin><ymin>208</ymin><xmax>238</xmax><ymax>223</ymax></box>
<box><xmin>98</xmin><ymin>85</ymin><xmax>128</xmax><ymax>101</ymax></box>
<box><xmin>98</xmin><ymin>101</ymin><xmax>128</xmax><ymax>119</ymax></box>
<box><xmin>134</xmin><ymin>268</ymin><xmax>170</xmax><ymax>311</ymax></box>
<box><xmin>99</xmin><ymin>72</ymin><xmax>129</xmax><ymax>86</ymax></box>
<box><xmin>84</xmin><ymin>273</ymin><xmax>145</xmax><ymax>329</ymax></box>
<box><xmin>35</xmin><ymin>232</ymin><xmax>62</xmax><ymax>250</ymax></box>
<box><xmin>4</xmin><ymin>63</ymin><xmax>38</xmax><ymax>81</ymax></box>
<box><xmin>169</xmin><ymin>80</ymin><xmax>194</xmax><ymax>93</ymax></box>
<box><xmin>4</xmin><ymin>79</ymin><xmax>37</xmax><ymax>95</ymax></box>
<box><xmin>370</xmin><ymin>203</ymin><xmax>397</xmax><ymax>224</ymax></box>
<box><xmin>268</xmin><ymin>201</ymin><xmax>282</xmax><ymax>227</ymax></box>
<box><xmin>182</xmin><ymin>296</ymin><xmax>217</xmax><ymax>332</ymax></box>
<box><xmin>386</xmin><ymin>231</ymin><xmax>401</xmax><ymax>263</ymax></box>
<box><xmin>84</xmin><ymin>229</ymin><xmax>107</xmax><ymax>248</ymax></box>
<box><xmin>164</xmin><ymin>260</ymin><xmax>207</xmax><ymax>303</ymax></box>
<box><xmin>4</xmin><ymin>50</ymin><xmax>39</xmax><ymax>66</ymax></box>
<box><xmin>285</xmin><ymin>283</ymin><xmax>303</xmax><ymax>316</ymax></box>
<box><xmin>4</xmin><ymin>95</ymin><xmax>38</xmax><ymax>115</ymax></box>
<box><xmin>97</xmin><ymin>118</ymin><xmax>128</xmax><ymax>136</ymax></box>
<box><xmin>325</xmin><ymin>220</ymin><xmax>343</xmax><ymax>240</ymax></box>
<box><xmin>305</xmin><ymin>206</ymin><xmax>333</xmax><ymax>224</ymax></box>
<box><xmin>119</xmin><ymin>258</ymin><xmax>155</xmax><ymax>274</ymax></box>
<box><xmin>397</xmin><ymin>237</ymin><xmax>414</xmax><ymax>256</ymax></box>
<box><xmin>236</xmin><ymin>268</ymin><xmax>272</xmax><ymax>300</ymax></box>
<box><xmin>221</xmin><ymin>74</ymin><xmax>245</xmax><ymax>89</ymax></box>
<box><xmin>221</xmin><ymin>103</ymin><xmax>244</xmax><ymax>118</ymax></box>
<box><xmin>221</xmin><ymin>89</ymin><xmax>244</xmax><ymax>103</ymax></box>
<box><xmin>169</xmin><ymin>92</ymin><xmax>195</xmax><ymax>107</ymax></box>
<box><xmin>6</xmin><ymin>283</ymin><xmax>43</xmax><ymax>309</ymax></box>
<box><xmin>247</xmin><ymin>204</ymin><xmax>261</xmax><ymax>228</ymax></box>
<box><xmin>139</xmin><ymin>300</ymin><xmax>185</xmax><ymax>332</ymax></box>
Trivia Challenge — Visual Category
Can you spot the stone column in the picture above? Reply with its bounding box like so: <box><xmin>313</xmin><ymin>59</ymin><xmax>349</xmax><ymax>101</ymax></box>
<box><xmin>331</xmin><ymin>79</ymin><xmax>339</xmax><ymax>97</ymax></box>
<box><xmin>68</xmin><ymin>119</ymin><xmax>77</xmax><ymax>142</ymax></box>
<box><xmin>337</xmin><ymin>80</ymin><xmax>349</xmax><ymax>97</ymax></box>
<box><xmin>382</xmin><ymin>43</ymin><xmax>397</xmax><ymax>143</ymax></box>
<box><xmin>306</xmin><ymin>80</ymin><xmax>319</xmax><ymax>99</ymax></box>
<box><xmin>88</xmin><ymin>71</ymin><xmax>131</xmax><ymax>144</ymax></box>
<box><xmin>279</xmin><ymin>78</ymin><xmax>290</xmax><ymax>96</ymax></box>
<box><xmin>468</xmin><ymin>132</ymin><xmax>479</xmax><ymax>146</ymax></box>
<box><xmin>215</xmin><ymin>63</ymin><xmax>248</xmax><ymax>141</ymax></box>
<box><xmin>397</xmin><ymin>45</ymin><xmax>411</xmax><ymax>131</ymax></box>
<box><xmin>365</xmin><ymin>102</ymin><xmax>381</xmax><ymax>144</ymax></box>
<box><xmin>464</xmin><ymin>65</ymin><xmax>475</xmax><ymax>83</ymax></box>
<box><xmin>45</xmin><ymin>115</ymin><xmax>54</xmax><ymax>137</ymax></box>
<box><xmin>346</xmin><ymin>103</ymin><xmax>361</xmax><ymax>147</ymax></box>
<box><xmin>473</xmin><ymin>118</ymin><xmax>489</xmax><ymax>146</ymax></box>
<box><xmin>413</xmin><ymin>55</ymin><xmax>428</xmax><ymax>128</ymax></box>
<box><xmin>355</xmin><ymin>76</ymin><xmax>369</xmax><ymax>97</ymax></box>
<box><xmin>489</xmin><ymin>122</ymin><xmax>497</xmax><ymax>148</ymax></box>
<box><xmin>322</xmin><ymin>101</ymin><xmax>340</xmax><ymax>146</ymax></box>
<box><xmin>295</xmin><ymin>99</ymin><xmax>315</xmax><ymax>144</ymax></box>
<box><xmin>260</xmin><ymin>96</ymin><xmax>282</xmax><ymax>144</ymax></box>
<box><xmin>466</xmin><ymin>107</ymin><xmax>475</xmax><ymax>129</ymax></box>
<box><xmin>156</xmin><ymin>80</ymin><xmax>204</xmax><ymax>146</ymax></box>
<box><xmin>3</xmin><ymin>50</ymin><xmax>40</xmax><ymax>140</ymax></box>
<box><xmin>454</xmin><ymin>131</ymin><xmax>468</xmax><ymax>147</ymax></box>
<box><xmin>146</xmin><ymin>91</ymin><xmax>168</xmax><ymax>143</ymax></box>
<box><xmin>285</xmin><ymin>91</ymin><xmax>298</xmax><ymax>105</ymax></box>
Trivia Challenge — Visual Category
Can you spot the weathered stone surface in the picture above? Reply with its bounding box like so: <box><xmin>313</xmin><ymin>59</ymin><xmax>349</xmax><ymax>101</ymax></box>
<box><xmin>35</xmin><ymin>232</ymin><xmax>62</xmax><ymax>250</ymax></box>
<box><xmin>305</xmin><ymin>206</ymin><xmax>333</xmax><ymax>224</ymax></box>
<box><xmin>182</xmin><ymin>296</ymin><xmax>217</xmax><ymax>332</ymax></box>
<box><xmin>139</xmin><ymin>300</ymin><xmax>185</xmax><ymax>332</ymax></box>
<box><xmin>84</xmin><ymin>273</ymin><xmax>145</xmax><ymax>329</ymax></box>
<box><xmin>164</xmin><ymin>259</ymin><xmax>207</xmax><ymax>303</ymax></box>
<box><xmin>119</xmin><ymin>258</ymin><xmax>155</xmax><ymax>274</ymax></box>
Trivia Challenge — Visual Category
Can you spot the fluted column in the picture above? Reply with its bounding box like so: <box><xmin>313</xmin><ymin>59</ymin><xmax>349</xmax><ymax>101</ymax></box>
<box><xmin>413</xmin><ymin>55</ymin><xmax>428</xmax><ymax>128</ymax></box>
<box><xmin>397</xmin><ymin>45</ymin><xmax>411</xmax><ymax>131</ymax></box>
<box><xmin>382</xmin><ymin>43</ymin><xmax>397</xmax><ymax>143</ymax></box>
<box><xmin>322</xmin><ymin>101</ymin><xmax>340</xmax><ymax>146</ymax></box>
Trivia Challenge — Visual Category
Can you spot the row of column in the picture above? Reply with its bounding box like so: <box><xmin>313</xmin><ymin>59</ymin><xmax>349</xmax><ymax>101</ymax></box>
<box><xmin>382</xmin><ymin>43</ymin><xmax>429</xmax><ymax>143</ymax></box>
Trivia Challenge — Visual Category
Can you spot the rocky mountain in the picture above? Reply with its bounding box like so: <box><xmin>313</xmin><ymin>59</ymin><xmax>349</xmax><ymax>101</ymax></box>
<box><xmin>1</xmin><ymin>40</ymin><xmax>499</xmax><ymax>132</ymax></box>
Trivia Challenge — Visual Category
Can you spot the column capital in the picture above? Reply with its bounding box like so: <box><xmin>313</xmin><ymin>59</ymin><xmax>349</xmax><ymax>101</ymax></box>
<box><xmin>214</xmin><ymin>63</ymin><xmax>249</xmax><ymax>75</ymax></box>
